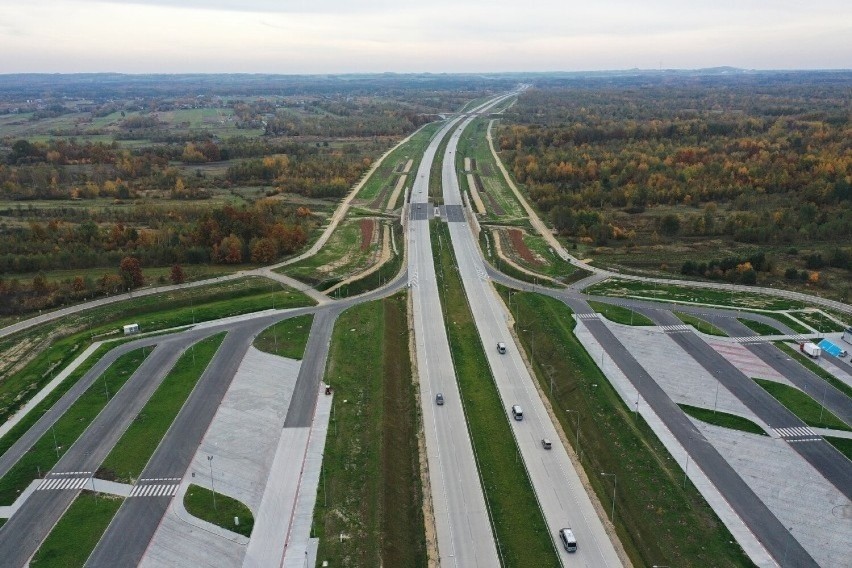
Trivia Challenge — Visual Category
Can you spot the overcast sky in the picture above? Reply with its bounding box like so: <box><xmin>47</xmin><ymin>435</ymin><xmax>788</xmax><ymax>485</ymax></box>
<box><xmin>1</xmin><ymin>0</ymin><xmax>849</xmax><ymax>73</ymax></box>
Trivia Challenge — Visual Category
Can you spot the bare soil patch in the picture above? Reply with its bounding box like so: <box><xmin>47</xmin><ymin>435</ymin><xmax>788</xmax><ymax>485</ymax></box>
<box><xmin>360</xmin><ymin>218</ymin><xmax>376</xmax><ymax>251</ymax></box>
<box><xmin>508</xmin><ymin>229</ymin><xmax>542</xmax><ymax>266</ymax></box>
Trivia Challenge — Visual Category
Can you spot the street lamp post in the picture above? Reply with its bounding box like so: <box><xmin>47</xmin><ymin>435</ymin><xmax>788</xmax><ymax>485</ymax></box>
<box><xmin>51</xmin><ymin>423</ymin><xmax>60</xmax><ymax>459</ymax></box>
<box><xmin>601</xmin><ymin>472</ymin><xmax>617</xmax><ymax>523</ymax></box>
<box><xmin>713</xmin><ymin>378</ymin><xmax>721</xmax><ymax>415</ymax></box>
<box><xmin>207</xmin><ymin>455</ymin><xmax>217</xmax><ymax>511</ymax></box>
<box><xmin>566</xmin><ymin>409</ymin><xmax>580</xmax><ymax>449</ymax></box>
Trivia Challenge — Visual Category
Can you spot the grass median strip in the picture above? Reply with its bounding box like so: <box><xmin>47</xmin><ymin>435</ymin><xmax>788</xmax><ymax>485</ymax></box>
<box><xmin>773</xmin><ymin>342</ymin><xmax>852</xmax><ymax>400</ymax></box>
<box><xmin>313</xmin><ymin>293</ymin><xmax>426</xmax><ymax>567</ymax></box>
<box><xmin>497</xmin><ymin>284</ymin><xmax>755</xmax><ymax>567</ymax></box>
<box><xmin>29</xmin><ymin>491</ymin><xmax>123</xmax><ymax>568</ymax></box>
<box><xmin>433</xmin><ymin>221</ymin><xmax>557</xmax><ymax>567</ymax></box>
<box><xmin>184</xmin><ymin>483</ymin><xmax>254</xmax><ymax>538</ymax></box>
<box><xmin>764</xmin><ymin>312</ymin><xmax>811</xmax><ymax>334</ymax></box>
<box><xmin>97</xmin><ymin>333</ymin><xmax>226</xmax><ymax>483</ymax></box>
<box><xmin>588</xmin><ymin>300</ymin><xmax>654</xmax><ymax>326</ymax></box>
<box><xmin>826</xmin><ymin>437</ymin><xmax>852</xmax><ymax>460</ymax></box>
<box><xmin>674</xmin><ymin>311</ymin><xmax>728</xmax><ymax>336</ymax></box>
<box><xmin>0</xmin><ymin>347</ymin><xmax>149</xmax><ymax>505</ymax></box>
<box><xmin>737</xmin><ymin>318</ymin><xmax>781</xmax><ymax>336</ymax></box>
<box><xmin>254</xmin><ymin>315</ymin><xmax>313</xmax><ymax>359</ymax></box>
<box><xmin>679</xmin><ymin>404</ymin><xmax>767</xmax><ymax>436</ymax></box>
<box><xmin>753</xmin><ymin>378</ymin><xmax>850</xmax><ymax>431</ymax></box>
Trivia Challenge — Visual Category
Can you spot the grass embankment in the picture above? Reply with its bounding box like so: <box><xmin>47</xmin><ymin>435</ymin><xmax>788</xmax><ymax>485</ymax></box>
<box><xmin>331</xmin><ymin>221</ymin><xmax>405</xmax><ymax>299</ymax></box>
<box><xmin>313</xmin><ymin>293</ymin><xmax>426</xmax><ymax>567</ymax></box>
<box><xmin>29</xmin><ymin>491</ymin><xmax>123</xmax><ymax>567</ymax></box>
<box><xmin>496</xmin><ymin>285</ymin><xmax>755</xmax><ymax>567</ymax></box>
<box><xmin>98</xmin><ymin>333</ymin><xmax>226</xmax><ymax>483</ymax></box>
<box><xmin>586</xmin><ymin>278</ymin><xmax>805</xmax><ymax>311</ymax></box>
<box><xmin>679</xmin><ymin>404</ymin><xmax>767</xmax><ymax>436</ymax></box>
<box><xmin>184</xmin><ymin>484</ymin><xmax>254</xmax><ymax>538</ymax></box>
<box><xmin>0</xmin><ymin>348</ymin><xmax>149</xmax><ymax>505</ymax></box>
<box><xmin>588</xmin><ymin>300</ymin><xmax>654</xmax><ymax>326</ymax></box>
<box><xmin>673</xmin><ymin>311</ymin><xmax>728</xmax><ymax>336</ymax></box>
<box><xmin>253</xmin><ymin>315</ymin><xmax>313</xmax><ymax>359</ymax></box>
<box><xmin>753</xmin><ymin>378</ymin><xmax>850</xmax><ymax>431</ymax></box>
<box><xmin>433</xmin><ymin>222</ymin><xmax>557</xmax><ymax>566</ymax></box>
<box><xmin>773</xmin><ymin>342</ymin><xmax>852</xmax><ymax>400</ymax></box>
<box><xmin>0</xmin><ymin>277</ymin><xmax>309</xmax><ymax>448</ymax></box>
<box><xmin>826</xmin><ymin>437</ymin><xmax>852</xmax><ymax>461</ymax></box>
<box><xmin>737</xmin><ymin>318</ymin><xmax>782</xmax><ymax>336</ymax></box>
<box><xmin>790</xmin><ymin>310</ymin><xmax>845</xmax><ymax>333</ymax></box>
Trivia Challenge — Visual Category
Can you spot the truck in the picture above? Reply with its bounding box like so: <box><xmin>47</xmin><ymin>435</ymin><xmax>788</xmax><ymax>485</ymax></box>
<box><xmin>801</xmin><ymin>342</ymin><xmax>821</xmax><ymax>358</ymax></box>
<box><xmin>843</xmin><ymin>327</ymin><xmax>852</xmax><ymax>345</ymax></box>
<box><xmin>123</xmin><ymin>323</ymin><xmax>140</xmax><ymax>335</ymax></box>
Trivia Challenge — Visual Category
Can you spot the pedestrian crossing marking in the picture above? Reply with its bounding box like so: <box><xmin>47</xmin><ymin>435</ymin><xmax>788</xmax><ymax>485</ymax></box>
<box><xmin>37</xmin><ymin>477</ymin><xmax>88</xmax><ymax>491</ymax></box>
<box><xmin>661</xmin><ymin>324</ymin><xmax>691</xmax><ymax>333</ymax></box>
<box><xmin>577</xmin><ymin>313</ymin><xmax>599</xmax><ymax>321</ymax></box>
<box><xmin>773</xmin><ymin>426</ymin><xmax>821</xmax><ymax>441</ymax></box>
<box><xmin>129</xmin><ymin>483</ymin><xmax>179</xmax><ymax>497</ymax></box>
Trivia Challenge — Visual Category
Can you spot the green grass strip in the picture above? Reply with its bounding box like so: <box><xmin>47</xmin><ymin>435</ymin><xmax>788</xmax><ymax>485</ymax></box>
<box><xmin>0</xmin><ymin>343</ymin><xmax>115</xmax><ymax>457</ymax></box>
<box><xmin>763</xmin><ymin>312</ymin><xmax>811</xmax><ymax>334</ymax></box>
<box><xmin>736</xmin><ymin>318</ymin><xmax>781</xmax><ymax>336</ymax></box>
<box><xmin>789</xmin><ymin>310</ymin><xmax>845</xmax><ymax>333</ymax></box>
<box><xmin>753</xmin><ymin>378</ymin><xmax>850</xmax><ymax>431</ymax></box>
<box><xmin>496</xmin><ymin>284</ymin><xmax>755</xmax><ymax>567</ymax></box>
<box><xmin>433</xmin><ymin>222</ymin><xmax>557</xmax><ymax>567</ymax></box>
<box><xmin>184</xmin><ymin>483</ymin><xmax>254</xmax><ymax>538</ymax></box>
<box><xmin>673</xmin><ymin>312</ymin><xmax>728</xmax><ymax>336</ymax></box>
<box><xmin>588</xmin><ymin>300</ymin><xmax>655</xmax><ymax>326</ymax></box>
<box><xmin>0</xmin><ymin>348</ymin><xmax>149</xmax><ymax>505</ymax></box>
<box><xmin>313</xmin><ymin>294</ymin><xmax>426</xmax><ymax>566</ymax></box>
<box><xmin>98</xmin><ymin>333</ymin><xmax>226</xmax><ymax>483</ymax></box>
<box><xmin>773</xmin><ymin>343</ymin><xmax>852</xmax><ymax>400</ymax></box>
<box><xmin>29</xmin><ymin>491</ymin><xmax>123</xmax><ymax>567</ymax></box>
<box><xmin>679</xmin><ymin>404</ymin><xmax>767</xmax><ymax>436</ymax></box>
<box><xmin>825</xmin><ymin>437</ymin><xmax>852</xmax><ymax>461</ymax></box>
<box><xmin>254</xmin><ymin>315</ymin><xmax>314</xmax><ymax>360</ymax></box>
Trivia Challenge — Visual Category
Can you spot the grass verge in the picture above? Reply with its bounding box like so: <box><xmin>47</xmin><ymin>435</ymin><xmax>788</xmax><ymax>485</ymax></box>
<box><xmin>790</xmin><ymin>310</ymin><xmax>845</xmax><ymax>333</ymax></box>
<box><xmin>0</xmin><ymin>348</ymin><xmax>149</xmax><ymax>505</ymax></box>
<box><xmin>184</xmin><ymin>483</ymin><xmax>253</xmax><ymax>538</ymax></box>
<box><xmin>254</xmin><ymin>315</ymin><xmax>314</xmax><ymax>359</ymax></box>
<box><xmin>433</xmin><ymin>222</ymin><xmax>557</xmax><ymax>566</ymax></box>
<box><xmin>496</xmin><ymin>284</ymin><xmax>755</xmax><ymax>567</ymax></box>
<box><xmin>679</xmin><ymin>404</ymin><xmax>767</xmax><ymax>436</ymax></box>
<box><xmin>30</xmin><ymin>491</ymin><xmax>123</xmax><ymax>567</ymax></box>
<box><xmin>753</xmin><ymin>378</ymin><xmax>850</xmax><ymax>431</ymax></box>
<box><xmin>773</xmin><ymin>342</ymin><xmax>852</xmax><ymax>400</ymax></box>
<box><xmin>764</xmin><ymin>312</ymin><xmax>811</xmax><ymax>334</ymax></box>
<box><xmin>826</xmin><ymin>437</ymin><xmax>852</xmax><ymax>461</ymax></box>
<box><xmin>588</xmin><ymin>300</ymin><xmax>655</xmax><ymax>326</ymax></box>
<box><xmin>737</xmin><ymin>318</ymin><xmax>782</xmax><ymax>336</ymax></box>
<box><xmin>674</xmin><ymin>312</ymin><xmax>728</xmax><ymax>336</ymax></box>
<box><xmin>97</xmin><ymin>333</ymin><xmax>226</xmax><ymax>483</ymax></box>
<box><xmin>313</xmin><ymin>293</ymin><xmax>426</xmax><ymax>567</ymax></box>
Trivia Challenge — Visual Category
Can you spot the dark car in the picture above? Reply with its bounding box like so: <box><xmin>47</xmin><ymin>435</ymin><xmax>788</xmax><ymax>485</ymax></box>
<box><xmin>436</xmin><ymin>393</ymin><xmax>444</xmax><ymax>405</ymax></box>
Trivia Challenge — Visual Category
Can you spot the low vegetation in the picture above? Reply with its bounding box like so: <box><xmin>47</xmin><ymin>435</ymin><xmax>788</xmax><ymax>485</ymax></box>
<box><xmin>30</xmin><ymin>491</ymin><xmax>123</xmax><ymax>567</ymax></box>
<box><xmin>313</xmin><ymin>293</ymin><xmax>426</xmax><ymax>567</ymax></box>
<box><xmin>789</xmin><ymin>310</ymin><xmax>846</xmax><ymax>333</ymax></box>
<box><xmin>0</xmin><ymin>347</ymin><xmax>149</xmax><ymax>505</ymax></box>
<box><xmin>736</xmin><ymin>318</ymin><xmax>781</xmax><ymax>336</ymax></box>
<box><xmin>433</xmin><ymin>222</ymin><xmax>559</xmax><ymax>567</ymax></box>
<box><xmin>764</xmin><ymin>312</ymin><xmax>811</xmax><ymax>334</ymax></box>
<box><xmin>679</xmin><ymin>404</ymin><xmax>767</xmax><ymax>436</ymax></box>
<box><xmin>673</xmin><ymin>311</ymin><xmax>728</xmax><ymax>336</ymax></box>
<box><xmin>496</xmin><ymin>284</ymin><xmax>755</xmax><ymax>567</ymax></box>
<box><xmin>184</xmin><ymin>484</ymin><xmax>253</xmax><ymax>538</ymax></box>
<box><xmin>826</xmin><ymin>437</ymin><xmax>852</xmax><ymax>461</ymax></box>
<box><xmin>98</xmin><ymin>333</ymin><xmax>226</xmax><ymax>483</ymax></box>
<box><xmin>753</xmin><ymin>378</ymin><xmax>850</xmax><ymax>431</ymax></box>
<box><xmin>588</xmin><ymin>300</ymin><xmax>654</xmax><ymax>326</ymax></box>
<box><xmin>253</xmin><ymin>314</ymin><xmax>314</xmax><ymax>359</ymax></box>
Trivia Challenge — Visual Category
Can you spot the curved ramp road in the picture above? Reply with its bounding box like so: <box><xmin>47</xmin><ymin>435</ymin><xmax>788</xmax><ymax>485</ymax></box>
<box><xmin>441</xmin><ymin>104</ymin><xmax>623</xmax><ymax>567</ymax></box>
<box><xmin>408</xmin><ymin>105</ymin><xmax>500</xmax><ymax>567</ymax></box>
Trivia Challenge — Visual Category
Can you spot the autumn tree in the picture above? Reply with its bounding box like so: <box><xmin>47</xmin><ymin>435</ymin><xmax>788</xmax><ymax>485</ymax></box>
<box><xmin>170</xmin><ymin>264</ymin><xmax>186</xmax><ymax>285</ymax></box>
<box><xmin>119</xmin><ymin>256</ymin><xmax>144</xmax><ymax>289</ymax></box>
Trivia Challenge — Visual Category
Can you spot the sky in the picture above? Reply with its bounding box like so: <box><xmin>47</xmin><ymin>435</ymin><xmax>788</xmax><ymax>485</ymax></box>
<box><xmin>0</xmin><ymin>0</ymin><xmax>849</xmax><ymax>73</ymax></box>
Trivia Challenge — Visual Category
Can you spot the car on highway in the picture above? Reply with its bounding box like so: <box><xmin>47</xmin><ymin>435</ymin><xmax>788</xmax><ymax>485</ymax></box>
<box><xmin>435</xmin><ymin>393</ymin><xmax>444</xmax><ymax>405</ymax></box>
<box><xmin>559</xmin><ymin>527</ymin><xmax>577</xmax><ymax>552</ymax></box>
<box><xmin>497</xmin><ymin>342</ymin><xmax>507</xmax><ymax>354</ymax></box>
<box><xmin>541</xmin><ymin>438</ymin><xmax>552</xmax><ymax>449</ymax></box>
<box><xmin>511</xmin><ymin>405</ymin><xmax>523</xmax><ymax>420</ymax></box>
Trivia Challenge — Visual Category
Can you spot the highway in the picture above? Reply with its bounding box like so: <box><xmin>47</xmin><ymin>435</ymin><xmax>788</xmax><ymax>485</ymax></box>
<box><xmin>442</xmin><ymin>101</ymin><xmax>623</xmax><ymax>566</ymax></box>
<box><xmin>408</xmin><ymin>107</ymin><xmax>500</xmax><ymax>567</ymax></box>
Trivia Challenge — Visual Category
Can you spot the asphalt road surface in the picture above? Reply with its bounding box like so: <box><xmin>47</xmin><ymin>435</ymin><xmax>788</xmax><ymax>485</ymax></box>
<box><xmin>408</xmin><ymin>106</ymin><xmax>500</xmax><ymax>567</ymax></box>
<box><xmin>443</xmin><ymin>103</ymin><xmax>623</xmax><ymax>567</ymax></box>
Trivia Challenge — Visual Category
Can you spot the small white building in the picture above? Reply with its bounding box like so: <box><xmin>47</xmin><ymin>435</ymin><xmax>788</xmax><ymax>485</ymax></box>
<box><xmin>123</xmin><ymin>323</ymin><xmax>140</xmax><ymax>335</ymax></box>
